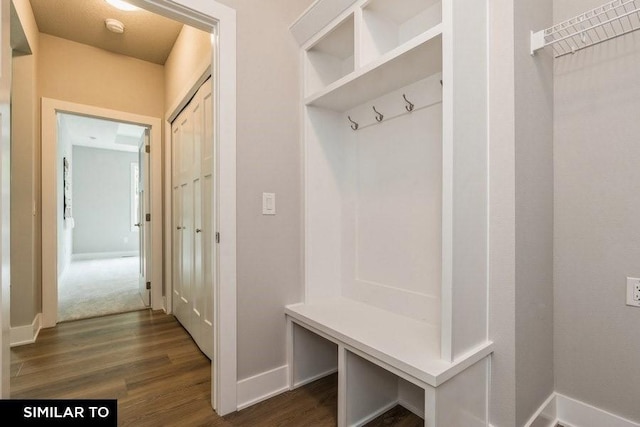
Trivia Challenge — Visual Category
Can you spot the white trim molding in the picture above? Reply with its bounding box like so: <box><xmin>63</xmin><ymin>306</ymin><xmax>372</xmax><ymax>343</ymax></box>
<box><xmin>41</xmin><ymin>98</ymin><xmax>164</xmax><ymax>327</ymax></box>
<box><xmin>526</xmin><ymin>392</ymin><xmax>640</xmax><ymax>427</ymax></box>
<box><xmin>10</xmin><ymin>313</ymin><xmax>42</xmax><ymax>347</ymax></box>
<box><xmin>236</xmin><ymin>365</ymin><xmax>289</xmax><ymax>411</ymax></box>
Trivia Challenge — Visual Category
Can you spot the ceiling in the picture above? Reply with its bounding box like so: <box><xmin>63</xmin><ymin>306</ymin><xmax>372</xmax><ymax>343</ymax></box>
<box><xmin>60</xmin><ymin>113</ymin><xmax>147</xmax><ymax>153</ymax></box>
<box><xmin>29</xmin><ymin>0</ymin><xmax>183</xmax><ymax>65</ymax></box>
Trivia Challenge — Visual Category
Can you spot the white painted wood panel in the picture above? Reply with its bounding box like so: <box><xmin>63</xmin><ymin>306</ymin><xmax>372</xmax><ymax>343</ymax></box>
<box><xmin>305</xmin><ymin>107</ymin><xmax>348</xmax><ymax>302</ymax></box>
<box><xmin>348</xmin><ymin>78</ymin><xmax>442</xmax><ymax>311</ymax></box>
<box><xmin>291</xmin><ymin>0</ymin><xmax>491</xmax><ymax>423</ymax></box>
<box><xmin>171</xmin><ymin>79</ymin><xmax>214</xmax><ymax>359</ymax></box>
<box><xmin>291</xmin><ymin>323</ymin><xmax>338</xmax><ymax>388</ymax></box>
<box><xmin>441</xmin><ymin>0</ymin><xmax>489</xmax><ymax>361</ymax></box>
<box><xmin>345</xmin><ymin>350</ymin><xmax>398</xmax><ymax>426</ymax></box>
<box><xmin>306</xmin><ymin>15</ymin><xmax>355</xmax><ymax>96</ymax></box>
<box><xmin>200</xmin><ymin>81</ymin><xmax>214</xmax><ymax>358</ymax></box>
<box><xmin>361</xmin><ymin>0</ymin><xmax>442</xmax><ymax>65</ymax></box>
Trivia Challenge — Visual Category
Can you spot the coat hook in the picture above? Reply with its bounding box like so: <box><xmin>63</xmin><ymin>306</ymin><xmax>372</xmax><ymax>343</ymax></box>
<box><xmin>373</xmin><ymin>106</ymin><xmax>383</xmax><ymax>122</ymax></box>
<box><xmin>402</xmin><ymin>94</ymin><xmax>414</xmax><ymax>112</ymax></box>
<box><xmin>348</xmin><ymin>116</ymin><xmax>359</xmax><ymax>131</ymax></box>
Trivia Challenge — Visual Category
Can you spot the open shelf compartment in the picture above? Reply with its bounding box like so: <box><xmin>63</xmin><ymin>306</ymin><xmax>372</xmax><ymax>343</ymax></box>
<box><xmin>305</xmin><ymin>14</ymin><xmax>355</xmax><ymax>96</ymax></box>
<box><xmin>306</xmin><ymin>26</ymin><xmax>442</xmax><ymax>111</ymax></box>
<box><xmin>361</xmin><ymin>0</ymin><xmax>442</xmax><ymax>65</ymax></box>
<box><xmin>346</xmin><ymin>350</ymin><xmax>425</xmax><ymax>426</ymax></box>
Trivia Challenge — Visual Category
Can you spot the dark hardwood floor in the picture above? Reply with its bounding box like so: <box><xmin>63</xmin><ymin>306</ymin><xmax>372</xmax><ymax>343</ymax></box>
<box><xmin>10</xmin><ymin>310</ymin><xmax>422</xmax><ymax>426</ymax></box>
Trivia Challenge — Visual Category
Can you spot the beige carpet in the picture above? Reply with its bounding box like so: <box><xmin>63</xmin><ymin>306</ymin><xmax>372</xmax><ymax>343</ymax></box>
<box><xmin>58</xmin><ymin>257</ymin><xmax>146</xmax><ymax>322</ymax></box>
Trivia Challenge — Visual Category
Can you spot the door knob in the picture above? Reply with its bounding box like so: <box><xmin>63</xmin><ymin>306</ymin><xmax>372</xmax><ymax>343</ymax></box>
<box><xmin>176</xmin><ymin>226</ymin><xmax>182</xmax><ymax>230</ymax></box>
<box><xmin>196</xmin><ymin>229</ymin><xmax>202</xmax><ymax>233</ymax></box>
<box><xmin>135</xmin><ymin>223</ymin><xmax>141</xmax><ymax>227</ymax></box>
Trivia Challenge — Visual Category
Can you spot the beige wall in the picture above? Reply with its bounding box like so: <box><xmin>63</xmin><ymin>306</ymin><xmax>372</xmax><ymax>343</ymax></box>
<box><xmin>216</xmin><ymin>0</ymin><xmax>313</xmax><ymax>381</ymax></box>
<box><xmin>164</xmin><ymin>25</ymin><xmax>211</xmax><ymax>114</ymax></box>
<box><xmin>554</xmin><ymin>0</ymin><xmax>640</xmax><ymax>422</ymax></box>
<box><xmin>9</xmin><ymin>24</ymin><xmax>165</xmax><ymax>327</ymax></box>
<box><xmin>38</xmin><ymin>34</ymin><xmax>164</xmax><ymax>118</ymax></box>
<box><xmin>10</xmin><ymin>0</ymin><xmax>40</xmax><ymax>327</ymax></box>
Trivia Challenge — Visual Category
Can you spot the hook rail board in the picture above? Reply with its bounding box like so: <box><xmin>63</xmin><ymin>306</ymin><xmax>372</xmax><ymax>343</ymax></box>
<box><xmin>531</xmin><ymin>0</ymin><xmax>640</xmax><ymax>57</ymax></box>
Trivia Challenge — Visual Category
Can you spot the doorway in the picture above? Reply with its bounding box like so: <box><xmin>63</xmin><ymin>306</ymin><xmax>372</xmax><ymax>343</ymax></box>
<box><xmin>41</xmin><ymin>99</ymin><xmax>163</xmax><ymax>326</ymax></box>
<box><xmin>56</xmin><ymin>113</ymin><xmax>150</xmax><ymax>322</ymax></box>
<box><xmin>5</xmin><ymin>0</ymin><xmax>238</xmax><ymax>414</ymax></box>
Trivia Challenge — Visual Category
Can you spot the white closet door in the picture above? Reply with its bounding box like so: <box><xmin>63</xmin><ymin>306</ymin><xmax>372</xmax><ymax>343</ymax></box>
<box><xmin>199</xmin><ymin>79</ymin><xmax>214</xmax><ymax>358</ymax></box>
<box><xmin>173</xmin><ymin>109</ymin><xmax>194</xmax><ymax>333</ymax></box>
<box><xmin>191</xmin><ymin>86</ymin><xmax>204</xmax><ymax>355</ymax></box>
<box><xmin>171</xmin><ymin>78</ymin><xmax>214</xmax><ymax>359</ymax></box>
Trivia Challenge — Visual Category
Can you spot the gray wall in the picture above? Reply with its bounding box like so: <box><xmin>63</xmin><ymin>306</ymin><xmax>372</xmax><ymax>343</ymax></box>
<box><xmin>215</xmin><ymin>0</ymin><xmax>314</xmax><ymax>381</ymax></box>
<box><xmin>514</xmin><ymin>0</ymin><xmax>555</xmax><ymax>425</ymax></box>
<box><xmin>488</xmin><ymin>0</ymin><xmax>517</xmax><ymax>424</ymax></box>
<box><xmin>554</xmin><ymin>0</ymin><xmax>640</xmax><ymax>422</ymax></box>
<box><xmin>72</xmin><ymin>146</ymin><xmax>139</xmax><ymax>255</ymax></box>
<box><xmin>489</xmin><ymin>0</ymin><xmax>554</xmax><ymax>425</ymax></box>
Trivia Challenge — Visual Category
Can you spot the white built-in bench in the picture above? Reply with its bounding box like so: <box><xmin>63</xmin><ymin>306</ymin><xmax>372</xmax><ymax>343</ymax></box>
<box><xmin>286</xmin><ymin>298</ymin><xmax>493</xmax><ymax>427</ymax></box>
<box><xmin>290</xmin><ymin>0</ymin><xmax>493</xmax><ymax>423</ymax></box>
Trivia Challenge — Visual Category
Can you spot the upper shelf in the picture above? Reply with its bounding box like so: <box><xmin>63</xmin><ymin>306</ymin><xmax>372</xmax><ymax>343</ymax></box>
<box><xmin>305</xmin><ymin>24</ymin><xmax>442</xmax><ymax>112</ymax></box>
<box><xmin>361</xmin><ymin>0</ymin><xmax>442</xmax><ymax>65</ymax></box>
<box><xmin>531</xmin><ymin>0</ymin><xmax>640</xmax><ymax>57</ymax></box>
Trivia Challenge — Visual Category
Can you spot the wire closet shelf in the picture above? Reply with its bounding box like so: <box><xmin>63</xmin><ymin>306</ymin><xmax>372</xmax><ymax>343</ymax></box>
<box><xmin>531</xmin><ymin>0</ymin><xmax>640</xmax><ymax>57</ymax></box>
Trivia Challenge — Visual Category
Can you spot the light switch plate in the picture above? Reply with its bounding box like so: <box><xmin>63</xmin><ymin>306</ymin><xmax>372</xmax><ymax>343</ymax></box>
<box><xmin>626</xmin><ymin>277</ymin><xmax>640</xmax><ymax>307</ymax></box>
<box><xmin>263</xmin><ymin>193</ymin><xmax>276</xmax><ymax>215</ymax></box>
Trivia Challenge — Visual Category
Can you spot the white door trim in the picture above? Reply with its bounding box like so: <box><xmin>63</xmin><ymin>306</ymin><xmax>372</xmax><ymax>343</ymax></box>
<box><xmin>41</xmin><ymin>99</ymin><xmax>163</xmax><ymax>323</ymax></box>
<box><xmin>0</xmin><ymin>0</ymin><xmax>11</xmax><ymax>397</ymax></box>
<box><xmin>127</xmin><ymin>0</ymin><xmax>238</xmax><ymax>415</ymax></box>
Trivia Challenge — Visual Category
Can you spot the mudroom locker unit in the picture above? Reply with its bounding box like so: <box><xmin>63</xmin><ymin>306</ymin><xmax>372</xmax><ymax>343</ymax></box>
<box><xmin>285</xmin><ymin>0</ymin><xmax>493</xmax><ymax>426</ymax></box>
<box><xmin>171</xmin><ymin>78</ymin><xmax>214</xmax><ymax>359</ymax></box>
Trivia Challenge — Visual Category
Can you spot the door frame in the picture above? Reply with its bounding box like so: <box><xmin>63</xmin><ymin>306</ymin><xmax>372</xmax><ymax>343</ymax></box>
<box><xmin>132</xmin><ymin>0</ymin><xmax>238</xmax><ymax>415</ymax></box>
<box><xmin>41</xmin><ymin>99</ymin><xmax>163</xmax><ymax>320</ymax></box>
<box><xmin>6</xmin><ymin>0</ymin><xmax>237</xmax><ymax>415</ymax></box>
<box><xmin>134</xmin><ymin>0</ymin><xmax>238</xmax><ymax>415</ymax></box>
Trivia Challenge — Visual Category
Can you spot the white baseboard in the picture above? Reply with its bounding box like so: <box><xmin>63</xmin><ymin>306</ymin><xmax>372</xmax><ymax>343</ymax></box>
<box><xmin>236</xmin><ymin>365</ymin><xmax>289</xmax><ymax>411</ymax></box>
<box><xmin>72</xmin><ymin>251</ymin><xmax>139</xmax><ymax>261</ymax></box>
<box><xmin>350</xmin><ymin>400</ymin><xmax>398</xmax><ymax>427</ymax></box>
<box><xmin>398</xmin><ymin>397</ymin><xmax>425</xmax><ymax>420</ymax></box>
<box><xmin>556</xmin><ymin>393</ymin><xmax>640</xmax><ymax>427</ymax></box>
<box><xmin>11</xmin><ymin>313</ymin><xmax>42</xmax><ymax>347</ymax></box>
<box><xmin>524</xmin><ymin>392</ymin><xmax>557</xmax><ymax>427</ymax></box>
<box><xmin>525</xmin><ymin>392</ymin><xmax>640</xmax><ymax>427</ymax></box>
<box><xmin>292</xmin><ymin>367</ymin><xmax>337</xmax><ymax>389</ymax></box>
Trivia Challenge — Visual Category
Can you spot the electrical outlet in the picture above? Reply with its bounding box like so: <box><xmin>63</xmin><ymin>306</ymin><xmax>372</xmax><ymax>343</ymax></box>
<box><xmin>626</xmin><ymin>277</ymin><xmax>640</xmax><ymax>307</ymax></box>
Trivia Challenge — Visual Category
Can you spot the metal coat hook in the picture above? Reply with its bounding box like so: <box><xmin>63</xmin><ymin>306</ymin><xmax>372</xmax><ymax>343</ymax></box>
<box><xmin>373</xmin><ymin>106</ymin><xmax>384</xmax><ymax>122</ymax></box>
<box><xmin>348</xmin><ymin>116</ymin><xmax>359</xmax><ymax>131</ymax></box>
<box><xmin>402</xmin><ymin>94</ymin><xmax>414</xmax><ymax>112</ymax></box>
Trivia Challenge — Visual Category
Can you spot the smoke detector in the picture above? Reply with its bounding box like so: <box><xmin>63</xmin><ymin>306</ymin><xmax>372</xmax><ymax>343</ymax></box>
<box><xmin>105</xmin><ymin>19</ymin><xmax>125</xmax><ymax>34</ymax></box>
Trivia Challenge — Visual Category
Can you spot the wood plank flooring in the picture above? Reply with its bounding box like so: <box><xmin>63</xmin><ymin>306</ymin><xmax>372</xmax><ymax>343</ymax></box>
<box><xmin>10</xmin><ymin>310</ymin><xmax>422</xmax><ymax>426</ymax></box>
